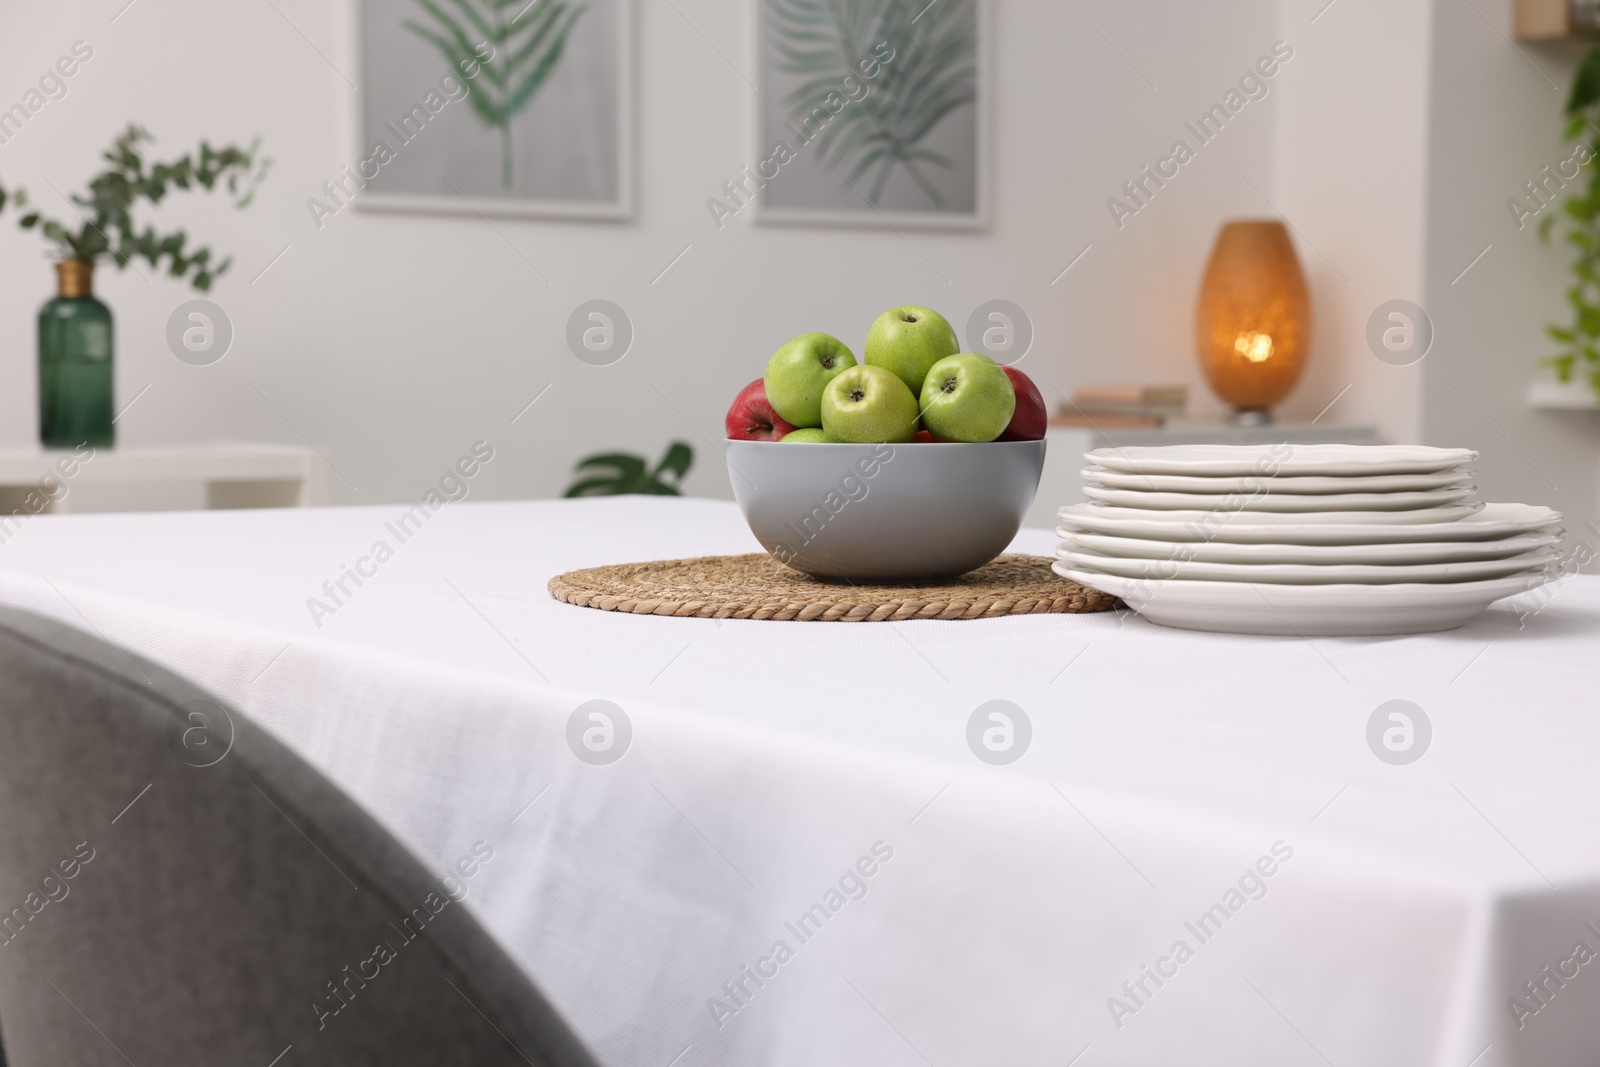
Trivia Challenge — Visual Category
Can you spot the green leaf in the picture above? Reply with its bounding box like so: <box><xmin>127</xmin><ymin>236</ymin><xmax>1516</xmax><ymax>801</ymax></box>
<box><xmin>565</xmin><ymin>444</ymin><xmax>695</xmax><ymax>497</ymax></box>
<box><xmin>1569</xmin><ymin>50</ymin><xmax>1600</xmax><ymax>113</ymax></box>
<box><xmin>564</xmin><ymin>476</ymin><xmax>628</xmax><ymax>497</ymax></box>
<box><xmin>816</xmin><ymin>122</ymin><xmax>889</xmax><ymax>170</ymax></box>
<box><xmin>503</xmin><ymin>1</ymin><xmax>567</xmax><ymax>75</ymax></box>
<box><xmin>414</xmin><ymin>0</ymin><xmax>503</xmax><ymax>87</ymax></box>
<box><xmin>9</xmin><ymin>127</ymin><xmax>264</xmax><ymax>291</ymax></box>
<box><xmin>846</xmin><ymin>145</ymin><xmax>892</xmax><ymax>183</ymax></box>
<box><xmin>408</xmin><ymin>0</ymin><xmax>585</xmax><ymax>187</ymax></box>
<box><xmin>574</xmin><ymin>453</ymin><xmax>647</xmax><ymax>478</ymax></box>
<box><xmin>404</xmin><ymin>20</ymin><xmax>475</xmax><ymax>70</ymax></box>
<box><xmin>505</xmin><ymin>7</ymin><xmax>585</xmax><ymax>116</ymax></box>
<box><xmin>1541</xmin><ymin>353</ymin><xmax>1576</xmax><ymax>381</ymax></box>
<box><xmin>654</xmin><ymin>441</ymin><xmax>694</xmax><ymax>481</ymax></box>
<box><xmin>443</xmin><ymin>0</ymin><xmax>496</xmax><ymax>43</ymax></box>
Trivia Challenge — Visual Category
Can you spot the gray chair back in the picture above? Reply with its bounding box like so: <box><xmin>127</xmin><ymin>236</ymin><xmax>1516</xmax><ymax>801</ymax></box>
<box><xmin>0</xmin><ymin>605</ymin><xmax>601</xmax><ymax>1067</ymax></box>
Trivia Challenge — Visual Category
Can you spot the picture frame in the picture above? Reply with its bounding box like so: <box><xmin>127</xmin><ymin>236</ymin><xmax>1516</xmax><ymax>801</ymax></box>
<box><xmin>748</xmin><ymin>0</ymin><xmax>987</xmax><ymax>231</ymax></box>
<box><xmin>350</xmin><ymin>0</ymin><xmax>634</xmax><ymax>222</ymax></box>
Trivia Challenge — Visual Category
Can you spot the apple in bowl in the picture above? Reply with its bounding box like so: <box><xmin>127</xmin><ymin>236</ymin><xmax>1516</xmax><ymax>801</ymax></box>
<box><xmin>997</xmin><ymin>365</ymin><xmax>1048</xmax><ymax>441</ymax></box>
<box><xmin>725</xmin><ymin>379</ymin><xmax>796</xmax><ymax>442</ymax></box>
<box><xmin>764</xmin><ymin>332</ymin><xmax>856</xmax><ymax>428</ymax></box>
<box><xmin>821</xmin><ymin>365</ymin><xmax>921</xmax><ymax>444</ymax></box>
<box><xmin>724</xmin><ymin>314</ymin><xmax>1049</xmax><ymax>579</ymax></box>
<box><xmin>921</xmin><ymin>354</ymin><xmax>1016</xmax><ymax>442</ymax></box>
<box><xmin>864</xmin><ymin>305</ymin><xmax>960</xmax><ymax>394</ymax></box>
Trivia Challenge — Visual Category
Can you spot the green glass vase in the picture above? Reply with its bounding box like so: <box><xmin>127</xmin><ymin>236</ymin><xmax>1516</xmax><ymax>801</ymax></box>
<box><xmin>39</xmin><ymin>259</ymin><xmax>114</xmax><ymax>449</ymax></box>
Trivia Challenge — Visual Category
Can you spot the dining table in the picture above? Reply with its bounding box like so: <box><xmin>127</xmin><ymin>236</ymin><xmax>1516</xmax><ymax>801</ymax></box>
<box><xmin>0</xmin><ymin>494</ymin><xmax>1597</xmax><ymax>1067</ymax></box>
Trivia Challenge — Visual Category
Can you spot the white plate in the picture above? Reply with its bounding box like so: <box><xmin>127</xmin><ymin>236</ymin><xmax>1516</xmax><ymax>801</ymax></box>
<box><xmin>1081</xmin><ymin>466</ymin><xmax>1477</xmax><ymax>494</ymax></box>
<box><xmin>1062</xmin><ymin>501</ymin><xmax>1484</xmax><ymax>528</ymax></box>
<box><xmin>1056</xmin><ymin>545</ymin><xmax>1562</xmax><ymax>585</ymax></box>
<box><xmin>1055</xmin><ymin>528</ymin><xmax>1565</xmax><ymax>565</ymax></box>
<box><xmin>1053</xmin><ymin>564</ymin><xmax>1557</xmax><ymax>635</ymax></box>
<box><xmin>1083</xmin><ymin>485</ymin><xmax>1475</xmax><ymax>512</ymax></box>
<box><xmin>1057</xmin><ymin>502</ymin><xmax>1560</xmax><ymax>545</ymax></box>
<box><xmin>1087</xmin><ymin>444</ymin><xmax>1479</xmax><ymax>477</ymax></box>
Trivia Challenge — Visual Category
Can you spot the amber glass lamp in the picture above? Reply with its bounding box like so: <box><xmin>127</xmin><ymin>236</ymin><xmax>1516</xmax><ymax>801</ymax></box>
<box><xmin>1195</xmin><ymin>220</ymin><xmax>1311</xmax><ymax>426</ymax></box>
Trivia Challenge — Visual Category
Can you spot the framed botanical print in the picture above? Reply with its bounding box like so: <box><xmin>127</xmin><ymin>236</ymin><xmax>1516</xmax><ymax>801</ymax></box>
<box><xmin>750</xmin><ymin>0</ymin><xmax>985</xmax><ymax>229</ymax></box>
<box><xmin>352</xmin><ymin>0</ymin><xmax>633</xmax><ymax>221</ymax></box>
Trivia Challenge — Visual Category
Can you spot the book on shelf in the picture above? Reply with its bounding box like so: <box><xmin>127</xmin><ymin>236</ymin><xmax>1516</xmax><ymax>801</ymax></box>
<box><xmin>1049</xmin><ymin>411</ymin><xmax>1166</xmax><ymax>429</ymax></box>
<box><xmin>1055</xmin><ymin>383</ymin><xmax>1188</xmax><ymax>428</ymax></box>
<box><xmin>1072</xmin><ymin>384</ymin><xmax>1188</xmax><ymax>409</ymax></box>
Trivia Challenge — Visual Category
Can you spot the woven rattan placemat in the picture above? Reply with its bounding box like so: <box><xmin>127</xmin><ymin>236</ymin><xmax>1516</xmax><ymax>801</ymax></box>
<box><xmin>548</xmin><ymin>553</ymin><xmax>1121</xmax><ymax>622</ymax></box>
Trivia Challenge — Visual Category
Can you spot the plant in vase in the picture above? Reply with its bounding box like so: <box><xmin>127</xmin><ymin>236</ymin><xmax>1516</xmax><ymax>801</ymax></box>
<box><xmin>0</xmin><ymin>124</ymin><xmax>267</xmax><ymax>448</ymax></box>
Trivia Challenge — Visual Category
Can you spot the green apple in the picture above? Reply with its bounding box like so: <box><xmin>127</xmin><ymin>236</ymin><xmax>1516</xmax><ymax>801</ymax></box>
<box><xmin>920</xmin><ymin>353</ymin><xmax>1016</xmax><ymax>442</ymax></box>
<box><xmin>864</xmin><ymin>306</ymin><xmax>960</xmax><ymax>395</ymax></box>
<box><xmin>781</xmin><ymin>427</ymin><xmax>829</xmax><ymax>442</ymax></box>
<box><xmin>821</xmin><ymin>365</ymin><xmax>919</xmax><ymax>443</ymax></box>
<box><xmin>764</xmin><ymin>333</ymin><xmax>857</xmax><ymax>427</ymax></box>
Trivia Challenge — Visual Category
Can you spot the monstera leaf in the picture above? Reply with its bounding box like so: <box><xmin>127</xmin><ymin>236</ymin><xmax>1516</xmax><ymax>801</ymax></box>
<box><xmin>405</xmin><ymin>0</ymin><xmax>586</xmax><ymax>189</ymax></box>
<box><xmin>766</xmin><ymin>0</ymin><xmax>976</xmax><ymax>206</ymax></box>
<box><xmin>564</xmin><ymin>442</ymin><xmax>693</xmax><ymax>497</ymax></box>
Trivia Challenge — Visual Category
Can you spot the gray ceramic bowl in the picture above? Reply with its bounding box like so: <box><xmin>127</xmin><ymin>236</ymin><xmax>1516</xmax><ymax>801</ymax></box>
<box><xmin>726</xmin><ymin>439</ymin><xmax>1047</xmax><ymax>580</ymax></box>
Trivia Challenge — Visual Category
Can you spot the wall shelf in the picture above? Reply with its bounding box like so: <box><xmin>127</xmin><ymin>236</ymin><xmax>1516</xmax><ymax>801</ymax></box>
<box><xmin>1527</xmin><ymin>378</ymin><xmax>1600</xmax><ymax>409</ymax></box>
<box><xmin>1516</xmin><ymin>0</ymin><xmax>1600</xmax><ymax>40</ymax></box>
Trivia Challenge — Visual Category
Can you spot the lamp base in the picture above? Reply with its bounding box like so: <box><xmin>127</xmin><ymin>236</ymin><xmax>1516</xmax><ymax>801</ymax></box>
<box><xmin>1229</xmin><ymin>408</ymin><xmax>1274</xmax><ymax>428</ymax></box>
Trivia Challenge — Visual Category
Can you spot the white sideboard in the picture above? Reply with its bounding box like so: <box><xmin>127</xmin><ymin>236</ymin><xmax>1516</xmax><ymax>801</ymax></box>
<box><xmin>0</xmin><ymin>442</ymin><xmax>329</xmax><ymax>515</ymax></box>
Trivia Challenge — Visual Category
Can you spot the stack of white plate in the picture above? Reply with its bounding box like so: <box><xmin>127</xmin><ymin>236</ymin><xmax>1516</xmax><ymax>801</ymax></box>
<box><xmin>1053</xmin><ymin>444</ymin><xmax>1565</xmax><ymax>635</ymax></box>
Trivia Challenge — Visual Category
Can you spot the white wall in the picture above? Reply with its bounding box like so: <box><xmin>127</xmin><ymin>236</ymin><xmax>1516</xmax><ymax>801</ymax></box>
<box><xmin>1269</xmin><ymin>0</ymin><xmax>1433</xmax><ymax>442</ymax></box>
<box><xmin>0</xmin><ymin>0</ymin><xmax>1284</xmax><ymax>506</ymax></box>
<box><xmin>1421</xmin><ymin>0</ymin><xmax>1600</xmax><ymax>543</ymax></box>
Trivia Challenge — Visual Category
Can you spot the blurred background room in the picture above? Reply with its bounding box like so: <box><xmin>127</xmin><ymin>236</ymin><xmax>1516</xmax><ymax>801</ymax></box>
<box><xmin>5</xmin><ymin>2</ymin><xmax>1600</xmax><ymax>1066</ymax></box>
<box><xmin>0</xmin><ymin>0</ymin><xmax>1595</xmax><ymax>533</ymax></box>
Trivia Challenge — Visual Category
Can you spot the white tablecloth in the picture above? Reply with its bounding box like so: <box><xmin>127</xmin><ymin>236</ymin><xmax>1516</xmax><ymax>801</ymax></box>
<box><xmin>1</xmin><ymin>496</ymin><xmax>1597</xmax><ymax>1066</ymax></box>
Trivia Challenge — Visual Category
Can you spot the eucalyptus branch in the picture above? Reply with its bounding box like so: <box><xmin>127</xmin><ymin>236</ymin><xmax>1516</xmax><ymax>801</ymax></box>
<box><xmin>0</xmin><ymin>124</ymin><xmax>268</xmax><ymax>292</ymax></box>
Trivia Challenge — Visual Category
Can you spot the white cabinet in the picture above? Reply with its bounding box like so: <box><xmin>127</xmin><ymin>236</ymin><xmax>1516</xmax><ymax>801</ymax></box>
<box><xmin>0</xmin><ymin>442</ymin><xmax>329</xmax><ymax>516</ymax></box>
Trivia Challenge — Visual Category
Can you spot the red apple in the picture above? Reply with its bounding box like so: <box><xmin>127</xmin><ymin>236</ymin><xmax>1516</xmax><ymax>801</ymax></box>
<box><xmin>726</xmin><ymin>378</ymin><xmax>798</xmax><ymax>441</ymax></box>
<box><xmin>997</xmin><ymin>366</ymin><xmax>1047</xmax><ymax>441</ymax></box>
<box><xmin>913</xmin><ymin>429</ymin><xmax>936</xmax><ymax>443</ymax></box>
